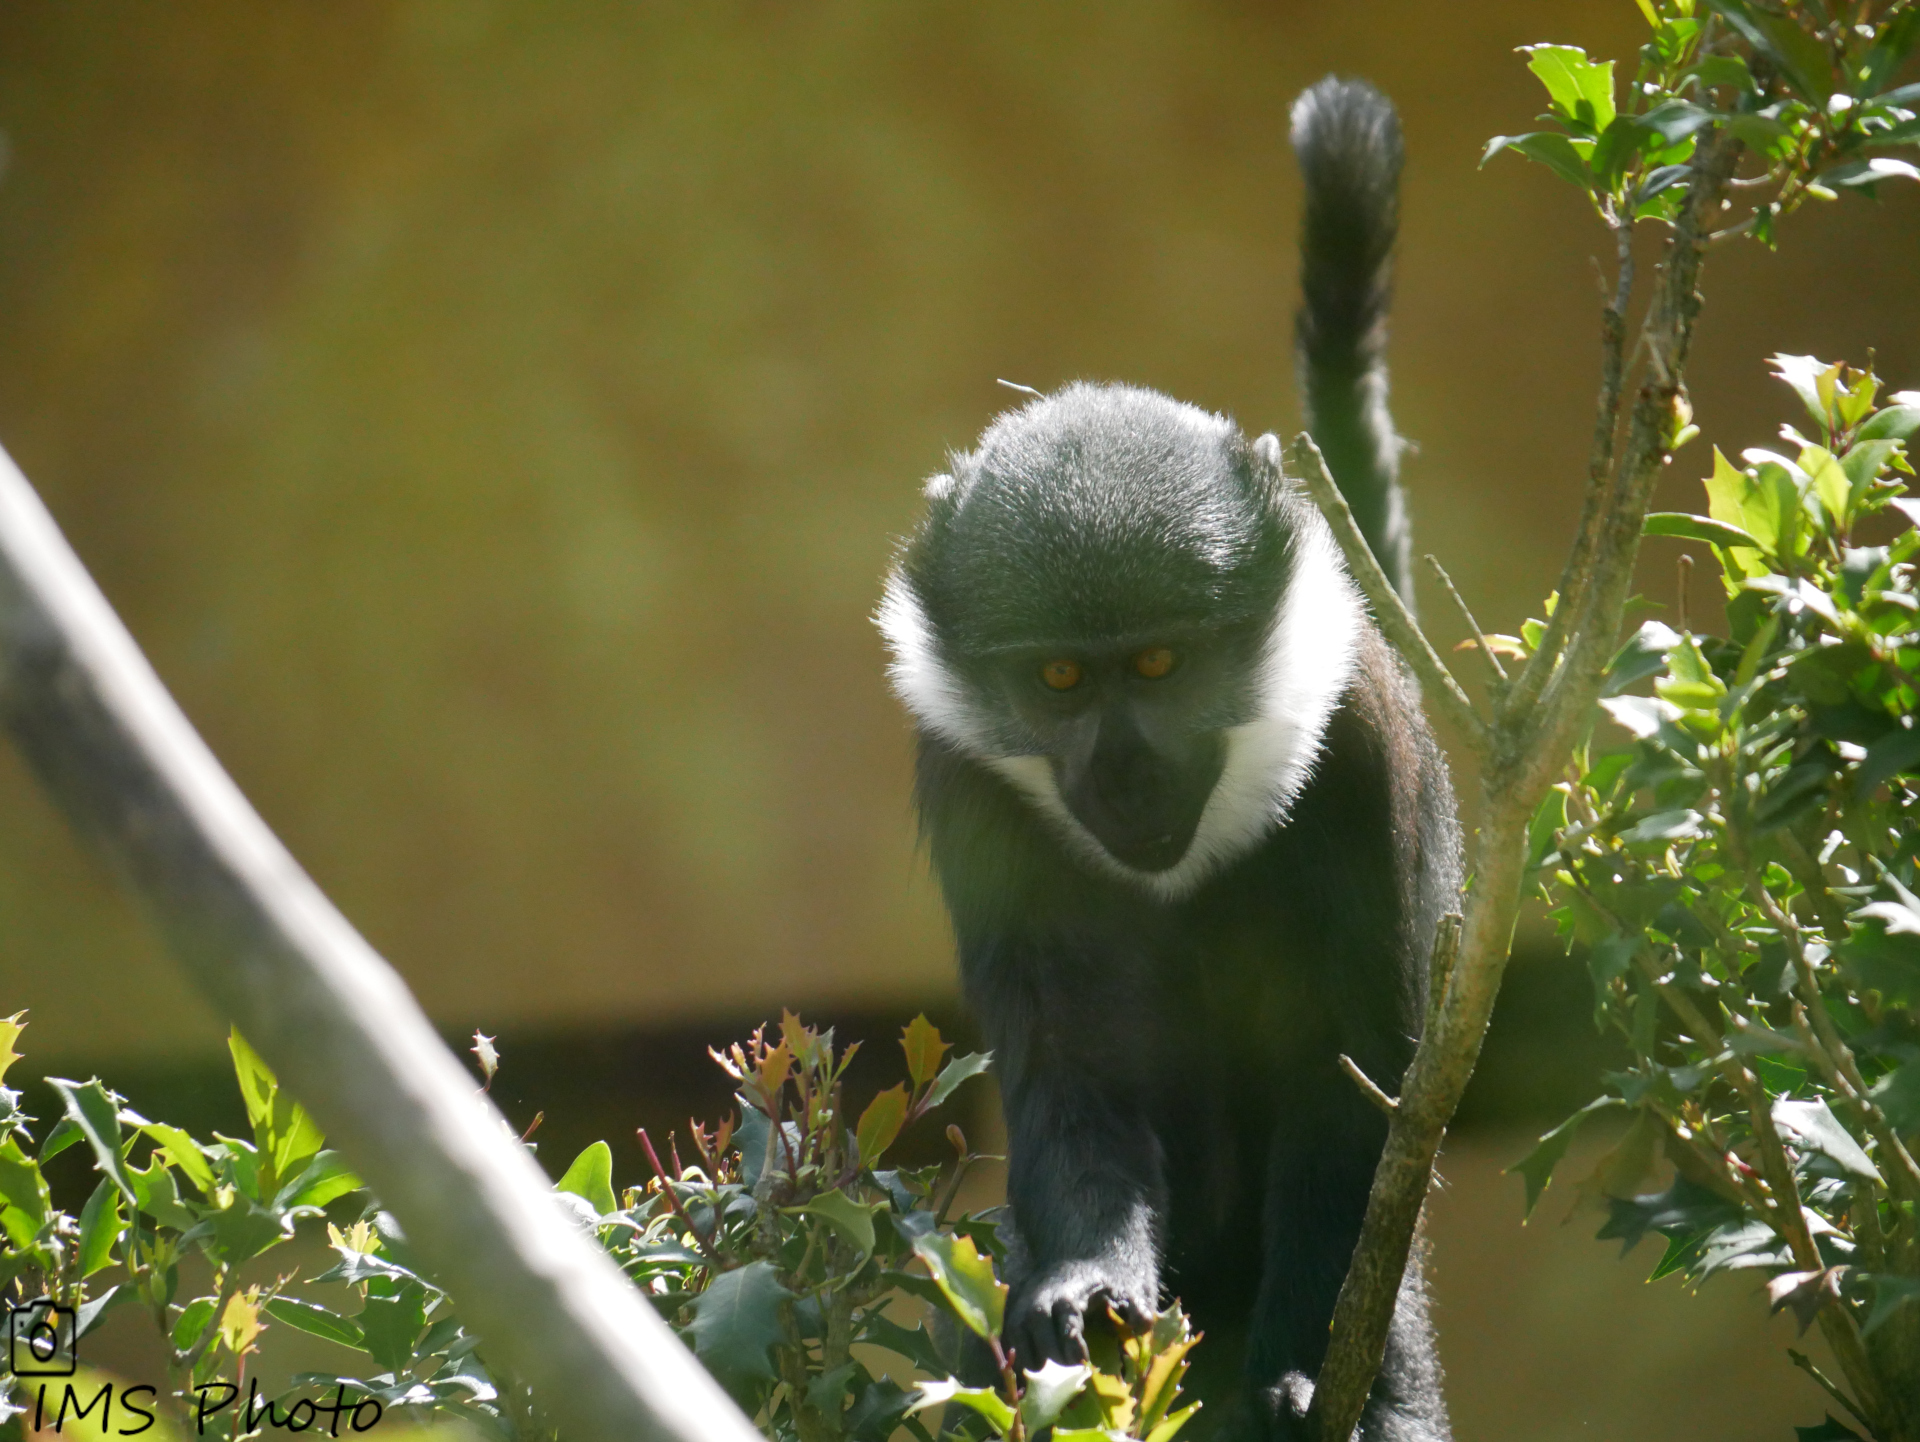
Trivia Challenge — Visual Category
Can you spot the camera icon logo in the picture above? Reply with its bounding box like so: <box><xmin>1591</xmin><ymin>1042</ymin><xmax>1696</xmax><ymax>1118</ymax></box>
<box><xmin>7</xmin><ymin>1299</ymin><xmax>76</xmax><ymax>1377</ymax></box>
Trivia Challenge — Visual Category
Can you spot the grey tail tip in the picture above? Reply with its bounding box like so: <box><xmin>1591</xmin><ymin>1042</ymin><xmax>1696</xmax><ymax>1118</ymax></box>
<box><xmin>1288</xmin><ymin>75</ymin><xmax>1404</xmax><ymax>177</ymax></box>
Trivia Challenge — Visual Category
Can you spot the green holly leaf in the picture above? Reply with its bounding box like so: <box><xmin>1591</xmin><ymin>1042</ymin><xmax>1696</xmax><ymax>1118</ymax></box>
<box><xmin>139</xmin><ymin>1121</ymin><xmax>216</xmax><ymax>1195</ymax></box>
<box><xmin>1642</xmin><ymin>513</ymin><xmax>1760</xmax><ymax>550</ymax></box>
<box><xmin>924</xmin><ymin>1052</ymin><xmax>993</xmax><ymax>1111</ymax></box>
<box><xmin>276</xmin><ymin>1151</ymin><xmax>363</xmax><ymax>1213</ymax></box>
<box><xmin>783</xmin><ymin>1188</ymin><xmax>881</xmax><ymax>1261</ymax></box>
<box><xmin>911</xmin><ymin>1229</ymin><xmax>1006</xmax><ymax>1340</ymax></box>
<box><xmin>1507</xmin><ymin>1097</ymin><xmax>1624</xmax><ymax>1219</ymax></box>
<box><xmin>1521</xmin><ymin>45</ymin><xmax>1617</xmax><ymax>134</ymax></box>
<box><xmin>1771</xmin><ymin>1098</ymin><xmax>1882</xmax><ymax>1183</ymax></box>
<box><xmin>1796</xmin><ymin>1413</ymin><xmax>1868</xmax><ymax>1441</ymax></box>
<box><xmin>357</xmin><ymin>1288</ymin><xmax>427</xmax><ymax>1373</ymax></box>
<box><xmin>1858</xmin><ymin>402</ymin><xmax>1920</xmax><ymax>442</ymax></box>
<box><xmin>76</xmin><ymin>1178</ymin><xmax>124</xmax><ymax>1278</ymax></box>
<box><xmin>46</xmin><ymin>1078</ymin><xmax>139</xmax><ymax>1206</ymax></box>
<box><xmin>1020</xmin><ymin>1359</ymin><xmax>1093</xmax><ymax>1430</ymax></box>
<box><xmin>265</xmin><ymin>1296</ymin><xmax>365</xmax><ymax>1349</ymax></box>
<box><xmin>1702</xmin><ymin>0</ymin><xmax>1832</xmax><ymax>100</ymax></box>
<box><xmin>1481</xmin><ymin>131</ymin><xmax>1594</xmax><ymax>188</ymax></box>
<box><xmin>687</xmin><ymin>1261</ymin><xmax>793</xmax><ymax>1394</ymax></box>
<box><xmin>555</xmin><ymin>1141</ymin><xmax>618</xmax><ymax>1217</ymax></box>
<box><xmin>909</xmin><ymin>1378</ymin><xmax>1015</xmax><ymax>1432</ymax></box>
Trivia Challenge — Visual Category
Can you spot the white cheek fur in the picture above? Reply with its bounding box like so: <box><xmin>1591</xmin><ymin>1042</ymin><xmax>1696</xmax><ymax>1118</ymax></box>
<box><xmin>876</xmin><ymin>511</ymin><xmax>1363</xmax><ymax>902</ymax></box>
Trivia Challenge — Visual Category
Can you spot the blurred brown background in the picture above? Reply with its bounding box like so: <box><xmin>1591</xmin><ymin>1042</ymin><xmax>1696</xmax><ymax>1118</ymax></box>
<box><xmin>0</xmin><ymin>2</ymin><xmax>1914</xmax><ymax>1436</ymax></box>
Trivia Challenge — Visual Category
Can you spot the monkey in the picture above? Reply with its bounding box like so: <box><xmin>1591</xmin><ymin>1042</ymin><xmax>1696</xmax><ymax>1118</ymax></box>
<box><xmin>876</xmin><ymin>78</ymin><xmax>1458</xmax><ymax>1441</ymax></box>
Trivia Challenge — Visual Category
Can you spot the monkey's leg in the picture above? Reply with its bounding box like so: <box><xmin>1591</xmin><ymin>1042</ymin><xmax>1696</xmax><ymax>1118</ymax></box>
<box><xmin>1237</xmin><ymin>1082</ymin><xmax>1448</xmax><ymax>1442</ymax></box>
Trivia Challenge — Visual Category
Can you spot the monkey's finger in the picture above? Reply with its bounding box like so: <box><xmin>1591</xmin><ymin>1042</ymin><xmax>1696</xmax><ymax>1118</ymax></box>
<box><xmin>1051</xmin><ymin>1298</ymin><xmax>1088</xmax><ymax>1363</ymax></box>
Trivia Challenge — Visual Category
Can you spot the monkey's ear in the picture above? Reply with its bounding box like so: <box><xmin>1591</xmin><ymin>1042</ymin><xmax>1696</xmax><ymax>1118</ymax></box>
<box><xmin>1252</xmin><ymin>433</ymin><xmax>1286</xmax><ymax>476</ymax></box>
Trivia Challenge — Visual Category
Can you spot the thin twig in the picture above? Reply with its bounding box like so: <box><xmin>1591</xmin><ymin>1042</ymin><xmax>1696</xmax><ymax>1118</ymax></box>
<box><xmin>1507</xmin><ymin>212</ymin><xmax>1637</xmax><ymax>722</ymax></box>
<box><xmin>1288</xmin><ymin>435</ymin><xmax>1490</xmax><ymax>754</ymax></box>
<box><xmin>1424</xmin><ymin>554</ymin><xmax>1506</xmax><ymax>682</ymax></box>
<box><xmin>1789</xmin><ymin>1348</ymin><xmax>1878</xmax><ymax>1437</ymax></box>
<box><xmin>1339</xmin><ymin>1055</ymin><xmax>1399</xmax><ymax>1116</ymax></box>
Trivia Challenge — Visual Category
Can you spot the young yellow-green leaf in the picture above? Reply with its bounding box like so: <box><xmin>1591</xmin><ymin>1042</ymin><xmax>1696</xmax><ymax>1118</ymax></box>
<box><xmin>911</xmin><ymin>1229</ymin><xmax>1006</xmax><ymax>1340</ymax></box>
<box><xmin>857</xmin><ymin>1084</ymin><xmax>909</xmax><ymax>1165</ymax></box>
<box><xmin>140</xmin><ymin>1121</ymin><xmax>216</xmax><ymax>1195</ymax></box>
<box><xmin>0</xmin><ymin>1012</ymin><xmax>25</xmax><ymax>1087</ymax></box>
<box><xmin>1799</xmin><ymin>445</ymin><xmax>1851</xmax><ymax>528</ymax></box>
<box><xmin>76</xmin><ymin>1178</ymin><xmax>124</xmax><ymax>1278</ymax></box>
<box><xmin>687</xmin><ymin>1260</ymin><xmax>793</xmax><ymax>1395</ymax></box>
<box><xmin>1703</xmin><ymin>447</ymin><xmax>1792</xmax><ymax>555</ymax></box>
<box><xmin>0</xmin><ymin>1139</ymin><xmax>49</xmax><ymax>1250</ymax></box>
<box><xmin>1146</xmin><ymin>1401</ymin><xmax>1205</xmax><ymax>1442</ymax></box>
<box><xmin>900</xmin><ymin>1015</ymin><xmax>952</xmax><ymax>1090</ymax></box>
<box><xmin>1839</xmin><ymin>368</ymin><xmax>1881</xmax><ymax>430</ymax></box>
<box><xmin>782</xmin><ymin>1187</ymin><xmax>881</xmax><ymax>1260</ymax></box>
<box><xmin>1522</xmin><ymin>44</ymin><xmax>1617</xmax><ymax>133</ymax></box>
<box><xmin>227</xmin><ymin>1029</ymin><xmax>325</xmax><ymax>1190</ymax></box>
<box><xmin>555</xmin><ymin>1140</ymin><xmax>618</xmax><ymax>1216</ymax></box>
<box><xmin>910</xmin><ymin>1378</ymin><xmax>1016</xmax><ymax>1432</ymax></box>
<box><xmin>219</xmin><ymin>1290</ymin><xmax>265</xmax><ymax>1357</ymax></box>
<box><xmin>228</xmin><ymin>1029</ymin><xmax>276</xmax><ymax>1130</ymax></box>
<box><xmin>127</xmin><ymin>1154</ymin><xmax>200</xmax><ymax>1231</ymax></box>
<box><xmin>1657</xmin><ymin>635</ymin><xmax>1728</xmax><ymax>712</ymax></box>
<box><xmin>266</xmin><ymin>1088</ymin><xmax>325</xmax><ymax>1191</ymax></box>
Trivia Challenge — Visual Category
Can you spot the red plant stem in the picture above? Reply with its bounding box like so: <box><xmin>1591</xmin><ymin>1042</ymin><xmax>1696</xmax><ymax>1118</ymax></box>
<box><xmin>637</xmin><ymin>1128</ymin><xmax>720</xmax><ymax>1260</ymax></box>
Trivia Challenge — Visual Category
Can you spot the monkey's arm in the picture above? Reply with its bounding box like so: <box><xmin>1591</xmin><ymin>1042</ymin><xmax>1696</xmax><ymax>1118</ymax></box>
<box><xmin>964</xmin><ymin>929</ymin><xmax>1167</xmax><ymax>1368</ymax></box>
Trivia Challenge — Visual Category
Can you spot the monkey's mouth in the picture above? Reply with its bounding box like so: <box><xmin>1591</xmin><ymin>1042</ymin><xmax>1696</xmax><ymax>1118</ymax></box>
<box><xmin>1056</xmin><ymin>732</ymin><xmax>1222</xmax><ymax>874</ymax></box>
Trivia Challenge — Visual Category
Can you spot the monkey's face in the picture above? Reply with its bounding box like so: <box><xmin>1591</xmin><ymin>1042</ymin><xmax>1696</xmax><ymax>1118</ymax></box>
<box><xmin>974</xmin><ymin>628</ymin><xmax>1262</xmax><ymax>872</ymax></box>
<box><xmin>879</xmin><ymin>383</ymin><xmax>1362</xmax><ymax>899</ymax></box>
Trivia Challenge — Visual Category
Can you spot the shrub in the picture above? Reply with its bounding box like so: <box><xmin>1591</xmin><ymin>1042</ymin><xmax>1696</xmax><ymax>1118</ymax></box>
<box><xmin>0</xmin><ymin>1012</ymin><xmax>1198</xmax><ymax>1441</ymax></box>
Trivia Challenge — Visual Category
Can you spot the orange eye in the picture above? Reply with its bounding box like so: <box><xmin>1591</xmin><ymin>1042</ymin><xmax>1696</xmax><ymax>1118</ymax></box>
<box><xmin>1134</xmin><ymin>647</ymin><xmax>1176</xmax><ymax>680</ymax></box>
<box><xmin>1041</xmin><ymin>659</ymin><xmax>1083</xmax><ymax>691</ymax></box>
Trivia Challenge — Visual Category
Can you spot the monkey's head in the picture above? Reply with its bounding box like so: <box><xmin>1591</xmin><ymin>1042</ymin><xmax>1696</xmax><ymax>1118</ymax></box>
<box><xmin>878</xmin><ymin>383</ymin><xmax>1363</xmax><ymax>899</ymax></box>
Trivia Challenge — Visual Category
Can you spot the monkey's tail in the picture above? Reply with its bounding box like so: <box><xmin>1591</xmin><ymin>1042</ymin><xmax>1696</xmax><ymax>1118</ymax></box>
<box><xmin>1290</xmin><ymin>76</ymin><xmax>1413</xmax><ymax>610</ymax></box>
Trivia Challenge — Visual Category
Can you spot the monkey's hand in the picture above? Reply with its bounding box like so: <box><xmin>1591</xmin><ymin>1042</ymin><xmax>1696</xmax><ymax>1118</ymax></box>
<box><xmin>1005</xmin><ymin>1258</ymin><xmax>1157</xmax><ymax>1367</ymax></box>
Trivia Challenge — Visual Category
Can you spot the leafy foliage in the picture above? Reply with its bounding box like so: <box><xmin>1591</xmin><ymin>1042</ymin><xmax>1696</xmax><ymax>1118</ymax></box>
<box><xmin>0</xmin><ymin>1012</ymin><xmax>1198</xmax><ymax>1441</ymax></box>
<box><xmin>1485</xmin><ymin>0</ymin><xmax>1920</xmax><ymax>242</ymax></box>
<box><xmin>1518</xmin><ymin>357</ymin><xmax>1920</xmax><ymax>1435</ymax></box>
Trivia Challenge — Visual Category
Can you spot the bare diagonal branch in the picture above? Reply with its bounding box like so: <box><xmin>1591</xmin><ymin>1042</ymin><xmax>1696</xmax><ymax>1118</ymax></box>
<box><xmin>0</xmin><ymin>446</ymin><xmax>760</xmax><ymax>1442</ymax></box>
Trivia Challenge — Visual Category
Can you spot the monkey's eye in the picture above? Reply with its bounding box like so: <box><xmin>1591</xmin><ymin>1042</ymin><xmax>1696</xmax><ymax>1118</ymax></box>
<box><xmin>1133</xmin><ymin>647</ymin><xmax>1176</xmax><ymax>680</ymax></box>
<box><xmin>1040</xmin><ymin>659</ymin><xmax>1083</xmax><ymax>691</ymax></box>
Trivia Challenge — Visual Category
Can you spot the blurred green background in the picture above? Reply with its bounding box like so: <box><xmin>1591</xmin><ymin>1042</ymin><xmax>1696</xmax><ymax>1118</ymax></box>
<box><xmin>0</xmin><ymin>2</ymin><xmax>1914</xmax><ymax>1436</ymax></box>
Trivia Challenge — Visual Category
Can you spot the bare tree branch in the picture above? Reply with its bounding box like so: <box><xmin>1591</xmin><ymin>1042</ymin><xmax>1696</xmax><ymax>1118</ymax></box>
<box><xmin>1304</xmin><ymin>133</ymin><xmax>1743</xmax><ymax>1442</ymax></box>
<box><xmin>0</xmin><ymin>446</ymin><xmax>760</xmax><ymax>1442</ymax></box>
